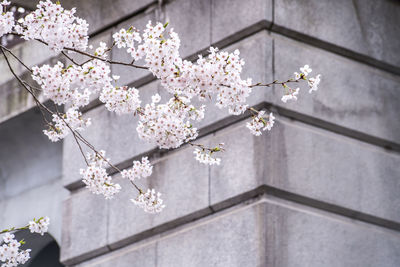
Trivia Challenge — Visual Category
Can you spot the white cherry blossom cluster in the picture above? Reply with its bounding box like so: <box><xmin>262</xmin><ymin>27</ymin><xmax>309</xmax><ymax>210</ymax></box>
<box><xmin>115</xmin><ymin>22</ymin><xmax>252</xmax><ymax>115</ymax></box>
<box><xmin>193</xmin><ymin>148</ymin><xmax>221</xmax><ymax>165</ymax></box>
<box><xmin>281</xmin><ymin>87</ymin><xmax>299</xmax><ymax>103</ymax></box>
<box><xmin>31</xmin><ymin>59</ymin><xmax>112</xmax><ymax>107</ymax></box>
<box><xmin>80</xmin><ymin>151</ymin><xmax>121</xmax><ymax>199</ymax></box>
<box><xmin>28</xmin><ymin>217</ymin><xmax>50</xmax><ymax>236</ymax></box>
<box><xmin>136</xmin><ymin>94</ymin><xmax>202</xmax><ymax>149</ymax></box>
<box><xmin>99</xmin><ymin>85</ymin><xmax>141</xmax><ymax>115</ymax></box>
<box><xmin>246</xmin><ymin>111</ymin><xmax>275</xmax><ymax>136</ymax></box>
<box><xmin>15</xmin><ymin>0</ymin><xmax>89</xmax><ymax>52</ymax></box>
<box><xmin>0</xmin><ymin>233</ymin><xmax>30</xmax><ymax>267</ymax></box>
<box><xmin>0</xmin><ymin>0</ymin><xmax>324</xmax><ymax>219</ymax></box>
<box><xmin>308</xmin><ymin>74</ymin><xmax>321</xmax><ymax>93</ymax></box>
<box><xmin>112</xmin><ymin>27</ymin><xmax>142</xmax><ymax>57</ymax></box>
<box><xmin>0</xmin><ymin>1</ymin><xmax>14</xmax><ymax>38</ymax></box>
<box><xmin>131</xmin><ymin>189</ymin><xmax>165</xmax><ymax>214</ymax></box>
<box><xmin>280</xmin><ymin>65</ymin><xmax>321</xmax><ymax>103</ymax></box>
<box><xmin>121</xmin><ymin>157</ymin><xmax>152</xmax><ymax>181</ymax></box>
<box><xmin>43</xmin><ymin>108</ymin><xmax>91</xmax><ymax>142</ymax></box>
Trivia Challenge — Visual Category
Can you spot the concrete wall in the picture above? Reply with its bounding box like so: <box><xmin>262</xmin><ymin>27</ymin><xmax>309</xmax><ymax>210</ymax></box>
<box><xmin>1</xmin><ymin>0</ymin><xmax>399</xmax><ymax>266</ymax></box>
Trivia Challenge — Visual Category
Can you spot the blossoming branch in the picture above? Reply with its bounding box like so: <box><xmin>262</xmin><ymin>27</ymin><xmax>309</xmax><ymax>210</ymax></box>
<box><xmin>0</xmin><ymin>1</ymin><xmax>322</xmax><ymax>264</ymax></box>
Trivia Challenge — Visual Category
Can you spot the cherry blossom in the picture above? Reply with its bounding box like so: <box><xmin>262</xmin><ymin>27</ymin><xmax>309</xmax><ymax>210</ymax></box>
<box><xmin>15</xmin><ymin>0</ymin><xmax>89</xmax><ymax>52</ymax></box>
<box><xmin>99</xmin><ymin>85</ymin><xmax>141</xmax><ymax>115</ymax></box>
<box><xmin>246</xmin><ymin>111</ymin><xmax>275</xmax><ymax>136</ymax></box>
<box><xmin>193</xmin><ymin>148</ymin><xmax>221</xmax><ymax>165</ymax></box>
<box><xmin>136</xmin><ymin>94</ymin><xmax>201</xmax><ymax>149</ymax></box>
<box><xmin>0</xmin><ymin>233</ymin><xmax>31</xmax><ymax>267</ymax></box>
<box><xmin>121</xmin><ymin>157</ymin><xmax>153</xmax><ymax>182</ymax></box>
<box><xmin>0</xmin><ymin>1</ymin><xmax>14</xmax><ymax>38</ymax></box>
<box><xmin>80</xmin><ymin>151</ymin><xmax>121</xmax><ymax>199</ymax></box>
<box><xmin>308</xmin><ymin>74</ymin><xmax>321</xmax><ymax>93</ymax></box>
<box><xmin>131</xmin><ymin>189</ymin><xmax>165</xmax><ymax>214</ymax></box>
<box><xmin>28</xmin><ymin>217</ymin><xmax>50</xmax><ymax>236</ymax></box>
<box><xmin>43</xmin><ymin>108</ymin><xmax>91</xmax><ymax>142</ymax></box>
<box><xmin>281</xmin><ymin>87</ymin><xmax>300</xmax><ymax>103</ymax></box>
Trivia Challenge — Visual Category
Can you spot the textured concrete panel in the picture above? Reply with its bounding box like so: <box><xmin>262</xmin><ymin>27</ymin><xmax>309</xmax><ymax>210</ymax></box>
<box><xmin>274</xmin><ymin>0</ymin><xmax>400</xmax><ymax>67</ymax></box>
<box><xmin>156</xmin><ymin>197</ymin><xmax>400</xmax><ymax>267</ymax></box>
<box><xmin>211</xmin><ymin>0</ymin><xmax>272</xmax><ymax>45</ymax></box>
<box><xmin>273</xmin><ymin>35</ymin><xmax>400</xmax><ymax>145</ymax></box>
<box><xmin>165</xmin><ymin>0</ymin><xmax>211</xmax><ymax>57</ymax></box>
<box><xmin>60</xmin><ymin>189</ymin><xmax>109</xmax><ymax>265</ymax></box>
<box><xmin>157</xmin><ymin>200</ymin><xmax>267</xmax><ymax>267</ymax></box>
<box><xmin>107</xmin><ymin>146</ymin><xmax>210</xmax><ymax>248</ymax></box>
<box><xmin>64</xmin><ymin>0</ymin><xmax>155</xmax><ymax>35</ymax></box>
<box><xmin>264</xmin><ymin>197</ymin><xmax>400</xmax><ymax>267</ymax></box>
<box><xmin>74</xmin><ymin>240</ymin><xmax>156</xmax><ymax>267</ymax></box>
<box><xmin>209</xmin><ymin>117</ymin><xmax>400</xmax><ymax>224</ymax></box>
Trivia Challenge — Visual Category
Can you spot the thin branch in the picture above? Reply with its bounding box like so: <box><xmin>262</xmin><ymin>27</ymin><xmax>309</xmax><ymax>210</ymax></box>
<box><xmin>33</xmin><ymin>38</ymin><xmax>148</xmax><ymax>70</ymax></box>
<box><xmin>0</xmin><ymin>45</ymin><xmax>32</xmax><ymax>73</ymax></box>
<box><xmin>250</xmin><ymin>78</ymin><xmax>301</xmax><ymax>88</ymax></box>
<box><xmin>0</xmin><ymin>225</ymin><xmax>29</xmax><ymax>234</ymax></box>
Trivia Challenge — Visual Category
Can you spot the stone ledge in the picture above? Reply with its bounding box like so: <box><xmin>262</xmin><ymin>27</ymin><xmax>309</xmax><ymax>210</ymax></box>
<box><xmin>68</xmin><ymin>195</ymin><xmax>400</xmax><ymax>266</ymax></box>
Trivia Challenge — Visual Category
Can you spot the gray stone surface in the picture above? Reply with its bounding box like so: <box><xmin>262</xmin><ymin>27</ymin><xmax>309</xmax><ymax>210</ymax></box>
<box><xmin>64</xmin><ymin>0</ymin><xmax>155</xmax><ymax>35</ymax></box>
<box><xmin>209</xmin><ymin>117</ymin><xmax>400</xmax><ymax>224</ymax></box>
<box><xmin>273</xmin><ymin>35</ymin><xmax>400</xmax><ymax>145</ymax></box>
<box><xmin>156</xmin><ymin>199</ymin><xmax>267</xmax><ymax>267</ymax></box>
<box><xmin>107</xmin><ymin>146</ymin><xmax>210</xmax><ymax>248</ymax></box>
<box><xmin>60</xmin><ymin>189</ymin><xmax>109</xmax><ymax>265</ymax></box>
<box><xmin>74</xmin><ymin>240</ymin><xmax>156</xmax><ymax>267</ymax></box>
<box><xmin>274</xmin><ymin>0</ymin><xmax>400</xmax><ymax>67</ymax></box>
<box><xmin>263</xmin><ymin>197</ymin><xmax>400</xmax><ymax>267</ymax></box>
<box><xmin>164</xmin><ymin>0</ymin><xmax>211</xmax><ymax>57</ymax></box>
<box><xmin>211</xmin><ymin>0</ymin><xmax>272</xmax><ymax>45</ymax></box>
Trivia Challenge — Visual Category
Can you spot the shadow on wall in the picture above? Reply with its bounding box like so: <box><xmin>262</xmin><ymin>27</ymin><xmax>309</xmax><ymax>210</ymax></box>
<box><xmin>15</xmin><ymin>230</ymin><xmax>64</xmax><ymax>267</ymax></box>
<box><xmin>0</xmin><ymin>104</ymin><xmax>62</xmax><ymax>200</ymax></box>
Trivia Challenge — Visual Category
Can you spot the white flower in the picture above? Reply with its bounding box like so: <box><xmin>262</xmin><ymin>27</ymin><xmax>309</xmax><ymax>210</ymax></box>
<box><xmin>0</xmin><ymin>0</ymin><xmax>14</xmax><ymax>38</ymax></box>
<box><xmin>131</xmin><ymin>189</ymin><xmax>165</xmax><ymax>213</ymax></box>
<box><xmin>281</xmin><ymin>87</ymin><xmax>299</xmax><ymax>103</ymax></box>
<box><xmin>28</xmin><ymin>217</ymin><xmax>50</xmax><ymax>235</ymax></box>
<box><xmin>121</xmin><ymin>157</ymin><xmax>153</xmax><ymax>181</ymax></box>
<box><xmin>300</xmin><ymin>65</ymin><xmax>312</xmax><ymax>76</ymax></box>
<box><xmin>136</xmin><ymin>96</ymin><xmax>200</xmax><ymax>149</ymax></box>
<box><xmin>294</xmin><ymin>72</ymin><xmax>301</xmax><ymax>80</ymax></box>
<box><xmin>193</xmin><ymin>148</ymin><xmax>221</xmax><ymax>165</ymax></box>
<box><xmin>15</xmin><ymin>0</ymin><xmax>89</xmax><ymax>52</ymax></box>
<box><xmin>100</xmin><ymin>85</ymin><xmax>141</xmax><ymax>115</ymax></box>
<box><xmin>0</xmin><ymin>233</ymin><xmax>31</xmax><ymax>265</ymax></box>
<box><xmin>308</xmin><ymin>74</ymin><xmax>321</xmax><ymax>93</ymax></box>
<box><xmin>80</xmin><ymin>151</ymin><xmax>121</xmax><ymax>199</ymax></box>
<box><xmin>246</xmin><ymin>111</ymin><xmax>275</xmax><ymax>136</ymax></box>
<box><xmin>43</xmin><ymin>108</ymin><xmax>91</xmax><ymax>142</ymax></box>
<box><xmin>151</xmin><ymin>93</ymin><xmax>161</xmax><ymax>103</ymax></box>
<box><xmin>2</xmin><ymin>233</ymin><xmax>14</xmax><ymax>243</ymax></box>
<box><xmin>112</xmin><ymin>75</ymin><xmax>120</xmax><ymax>80</ymax></box>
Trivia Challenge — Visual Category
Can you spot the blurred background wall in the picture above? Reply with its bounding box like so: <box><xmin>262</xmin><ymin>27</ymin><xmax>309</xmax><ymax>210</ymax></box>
<box><xmin>1</xmin><ymin>0</ymin><xmax>400</xmax><ymax>266</ymax></box>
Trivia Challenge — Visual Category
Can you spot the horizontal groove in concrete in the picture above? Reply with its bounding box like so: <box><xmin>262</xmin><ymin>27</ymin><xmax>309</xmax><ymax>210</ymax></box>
<box><xmin>63</xmin><ymin>184</ymin><xmax>400</xmax><ymax>266</ymax></box>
